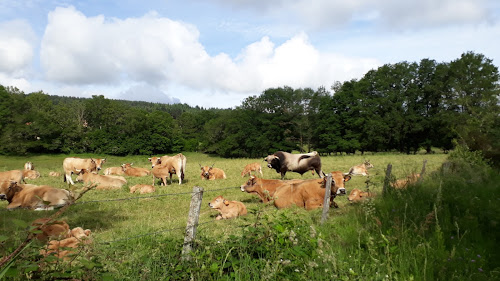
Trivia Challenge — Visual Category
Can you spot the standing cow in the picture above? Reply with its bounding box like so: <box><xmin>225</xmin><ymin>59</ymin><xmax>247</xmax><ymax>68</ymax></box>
<box><xmin>63</xmin><ymin>157</ymin><xmax>106</xmax><ymax>185</ymax></box>
<box><xmin>264</xmin><ymin>151</ymin><xmax>323</xmax><ymax>180</ymax></box>
<box><xmin>148</xmin><ymin>153</ymin><xmax>186</xmax><ymax>184</ymax></box>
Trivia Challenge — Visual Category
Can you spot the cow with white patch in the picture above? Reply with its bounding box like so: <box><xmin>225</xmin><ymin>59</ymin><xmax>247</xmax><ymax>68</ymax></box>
<box><xmin>264</xmin><ymin>151</ymin><xmax>324</xmax><ymax>180</ymax></box>
<box><xmin>63</xmin><ymin>157</ymin><xmax>106</xmax><ymax>185</ymax></box>
<box><xmin>148</xmin><ymin>153</ymin><xmax>186</xmax><ymax>184</ymax></box>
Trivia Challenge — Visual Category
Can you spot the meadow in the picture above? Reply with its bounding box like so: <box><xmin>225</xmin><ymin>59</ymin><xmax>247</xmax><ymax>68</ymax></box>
<box><xmin>1</xmin><ymin>151</ymin><xmax>499</xmax><ymax>280</ymax></box>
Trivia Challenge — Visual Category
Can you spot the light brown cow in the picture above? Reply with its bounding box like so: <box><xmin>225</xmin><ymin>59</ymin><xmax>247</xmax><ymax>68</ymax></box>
<box><xmin>273</xmin><ymin>171</ymin><xmax>350</xmax><ymax>210</ymax></box>
<box><xmin>32</xmin><ymin>218</ymin><xmax>71</xmax><ymax>242</ymax></box>
<box><xmin>0</xmin><ymin>182</ymin><xmax>72</xmax><ymax>210</ymax></box>
<box><xmin>200</xmin><ymin>164</ymin><xmax>226</xmax><ymax>180</ymax></box>
<box><xmin>49</xmin><ymin>171</ymin><xmax>61</xmax><ymax>177</ymax></box>
<box><xmin>40</xmin><ymin>227</ymin><xmax>92</xmax><ymax>261</ymax></box>
<box><xmin>241</xmin><ymin>162</ymin><xmax>263</xmax><ymax>177</ymax></box>
<box><xmin>348</xmin><ymin>160</ymin><xmax>374</xmax><ymax>176</ymax></box>
<box><xmin>63</xmin><ymin>157</ymin><xmax>106</xmax><ymax>185</ymax></box>
<box><xmin>391</xmin><ymin>173</ymin><xmax>421</xmax><ymax>189</ymax></box>
<box><xmin>129</xmin><ymin>184</ymin><xmax>155</xmax><ymax>194</ymax></box>
<box><xmin>208</xmin><ymin>195</ymin><xmax>247</xmax><ymax>220</ymax></box>
<box><xmin>103</xmin><ymin>167</ymin><xmax>125</xmax><ymax>176</ymax></box>
<box><xmin>148</xmin><ymin>153</ymin><xmax>187</xmax><ymax>184</ymax></box>
<box><xmin>0</xmin><ymin>170</ymin><xmax>25</xmax><ymax>190</ymax></box>
<box><xmin>348</xmin><ymin>188</ymin><xmax>375</xmax><ymax>202</ymax></box>
<box><xmin>75</xmin><ymin>169</ymin><xmax>126</xmax><ymax>190</ymax></box>
<box><xmin>151</xmin><ymin>162</ymin><xmax>176</xmax><ymax>186</ymax></box>
<box><xmin>240</xmin><ymin>176</ymin><xmax>303</xmax><ymax>203</ymax></box>
<box><xmin>121</xmin><ymin>163</ymin><xmax>151</xmax><ymax>177</ymax></box>
<box><xmin>23</xmin><ymin>169</ymin><xmax>41</xmax><ymax>179</ymax></box>
<box><xmin>24</xmin><ymin>161</ymin><xmax>34</xmax><ymax>170</ymax></box>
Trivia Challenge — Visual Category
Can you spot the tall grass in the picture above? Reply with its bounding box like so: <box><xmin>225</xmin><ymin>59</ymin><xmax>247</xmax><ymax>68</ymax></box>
<box><xmin>1</xmin><ymin>152</ymin><xmax>498</xmax><ymax>280</ymax></box>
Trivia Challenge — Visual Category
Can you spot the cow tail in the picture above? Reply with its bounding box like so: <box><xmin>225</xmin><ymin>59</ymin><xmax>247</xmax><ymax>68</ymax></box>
<box><xmin>63</xmin><ymin>174</ymin><xmax>66</xmax><ymax>182</ymax></box>
<box><xmin>180</xmin><ymin>156</ymin><xmax>185</xmax><ymax>180</ymax></box>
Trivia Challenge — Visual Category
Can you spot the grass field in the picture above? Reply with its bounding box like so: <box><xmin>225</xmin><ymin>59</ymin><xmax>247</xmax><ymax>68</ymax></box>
<box><xmin>1</xmin><ymin>151</ymin><xmax>499</xmax><ymax>280</ymax></box>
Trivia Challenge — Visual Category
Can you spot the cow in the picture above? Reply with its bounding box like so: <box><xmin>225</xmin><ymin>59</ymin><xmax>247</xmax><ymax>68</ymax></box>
<box><xmin>273</xmin><ymin>171</ymin><xmax>350</xmax><ymax>210</ymax></box>
<box><xmin>264</xmin><ymin>151</ymin><xmax>323</xmax><ymax>180</ymax></box>
<box><xmin>104</xmin><ymin>167</ymin><xmax>125</xmax><ymax>176</ymax></box>
<box><xmin>129</xmin><ymin>184</ymin><xmax>155</xmax><ymax>194</ymax></box>
<box><xmin>49</xmin><ymin>171</ymin><xmax>61</xmax><ymax>177</ymax></box>
<box><xmin>0</xmin><ymin>170</ymin><xmax>25</xmax><ymax>190</ymax></box>
<box><xmin>241</xmin><ymin>163</ymin><xmax>263</xmax><ymax>177</ymax></box>
<box><xmin>0</xmin><ymin>182</ymin><xmax>72</xmax><ymax>210</ymax></box>
<box><xmin>121</xmin><ymin>163</ymin><xmax>151</xmax><ymax>177</ymax></box>
<box><xmin>75</xmin><ymin>169</ymin><xmax>126</xmax><ymax>190</ymax></box>
<box><xmin>240</xmin><ymin>176</ymin><xmax>303</xmax><ymax>203</ymax></box>
<box><xmin>23</xmin><ymin>169</ymin><xmax>41</xmax><ymax>179</ymax></box>
<box><xmin>348</xmin><ymin>160</ymin><xmax>374</xmax><ymax>176</ymax></box>
<box><xmin>24</xmin><ymin>161</ymin><xmax>34</xmax><ymax>170</ymax></box>
<box><xmin>148</xmin><ymin>153</ymin><xmax>187</xmax><ymax>184</ymax></box>
<box><xmin>63</xmin><ymin>157</ymin><xmax>106</xmax><ymax>185</ymax></box>
<box><xmin>31</xmin><ymin>218</ymin><xmax>71</xmax><ymax>242</ymax></box>
<box><xmin>348</xmin><ymin>188</ymin><xmax>375</xmax><ymax>202</ymax></box>
<box><xmin>200</xmin><ymin>164</ymin><xmax>226</xmax><ymax>180</ymax></box>
<box><xmin>208</xmin><ymin>195</ymin><xmax>247</xmax><ymax>220</ymax></box>
<box><xmin>40</xmin><ymin>227</ymin><xmax>92</xmax><ymax>261</ymax></box>
<box><xmin>152</xmin><ymin>162</ymin><xmax>176</xmax><ymax>186</ymax></box>
<box><xmin>391</xmin><ymin>173</ymin><xmax>421</xmax><ymax>189</ymax></box>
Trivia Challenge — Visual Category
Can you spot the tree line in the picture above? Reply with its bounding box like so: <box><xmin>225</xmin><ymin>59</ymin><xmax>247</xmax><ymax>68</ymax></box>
<box><xmin>0</xmin><ymin>51</ymin><xmax>498</xmax><ymax>160</ymax></box>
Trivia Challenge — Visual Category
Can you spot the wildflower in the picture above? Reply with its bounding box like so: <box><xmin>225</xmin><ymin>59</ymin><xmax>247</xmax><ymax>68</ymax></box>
<box><xmin>308</xmin><ymin>261</ymin><xmax>318</xmax><ymax>268</ymax></box>
<box><xmin>471</xmin><ymin>260</ymin><xmax>476</xmax><ymax>263</ymax></box>
<box><xmin>477</xmin><ymin>254</ymin><xmax>481</xmax><ymax>258</ymax></box>
<box><xmin>478</xmin><ymin>268</ymin><xmax>483</xmax><ymax>272</ymax></box>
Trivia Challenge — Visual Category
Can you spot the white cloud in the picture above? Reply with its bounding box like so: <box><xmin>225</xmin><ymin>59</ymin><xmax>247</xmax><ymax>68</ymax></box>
<box><xmin>116</xmin><ymin>84</ymin><xmax>180</xmax><ymax>104</ymax></box>
<box><xmin>0</xmin><ymin>20</ymin><xmax>36</xmax><ymax>75</ymax></box>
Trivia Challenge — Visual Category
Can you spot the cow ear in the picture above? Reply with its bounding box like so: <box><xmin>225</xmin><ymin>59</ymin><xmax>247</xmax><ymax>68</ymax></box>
<box><xmin>102</xmin><ymin>158</ymin><xmax>106</xmax><ymax>162</ymax></box>
<box><xmin>344</xmin><ymin>175</ymin><xmax>351</xmax><ymax>182</ymax></box>
<box><xmin>223</xmin><ymin>200</ymin><xmax>229</xmax><ymax>206</ymax></box>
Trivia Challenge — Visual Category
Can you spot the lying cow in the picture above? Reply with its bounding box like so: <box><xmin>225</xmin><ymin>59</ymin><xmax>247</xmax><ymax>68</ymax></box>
<box><xmin>0</xmin><ymin>182</ymin><xmax>72</xmax><ymax>210</ymax></box>
<box><xmin>348</xmin><ymin>160</ymin><xmax>374</xmax><ymax>176</ymax></box>
<box><xmin>121</xmin><ymin>163</ymin><xmax>151</xmax><ymax>177</ymax></box>
<box><xmin>75</xmin><ymin>169</ymin><xmax>126</xmax><ymax>190</ymax></box>
<box><xmin>152</xmin><ymin>162</ymin><xmax>176</xmax><ymax>186</ymax></box>
<box><xmin>129</xmin><ymin>184</ymin><xmax>155</xmax><ymax>194</ymax></box>
<box><xmin>63</xmin><ymin>157</ymin><xmax>106</xmax><ymax>185</ymax></box>
<box><xmin>391</xmin><ymin>173</ymin><xmax>421</xmax><ymax>189</ymax></box>
<box><xmin>241</xmin><ymin>163</ymin><xmax>263</xmax><ymax>177</ymax></box>
<box><xmin>208</xmin><ymin>195</ymin><xmax>247</xmax><ymax>220</ymax></box>
<box><xmin>104</xmin><ymin>167</ymin><xmax>125</xmax><ymax>176</ymax></box>
<box><xmin>32</xmin><ymin>218</ymin><xmax>71</xmax><ymax>242</ymax></box>
<box><xmin>273</xmin><ymin>171</ymin><xmax>350</xmax><ymax>210</ymax></box>
<box><xmin>40</xmin><ymin>227</ymin><xmax>92</xmax><ymax>261</ymax></box>
<box><xmin>24</xmin><ymin>161</ymin><xmax>34</xmax><ymax>170</ymax></box>
<box><xmin>240</xmin><ymin>176</ymin><xmax>303</xmax><ymax>203</ymax></box>
<box><xmin>348</xmin><ymin>188</ymin><xmax>375</xmax><ymax>202</ymax></box>
<box><xmin>23</xmin><ymin>169</ymin><xmax>41</xmax><ymax>179</ymax></box>
<box><xmin>148</xmin><ymin>153</ymin><xmax>187</xmax><ymax>184</ymax></box>
<box><xmin>264</xmin><ymin>151</ymin><xmax>323</xmax><ymax>179</ymax></box>
<box><xmin>49</xmin><ymin>171</ymin><xmax>61</xmax><ymax>177</ymax></box>
<box><xmin>200</xmin><ymin>164</ymin><xmax>226</xmax><ymax>180</ymax></box>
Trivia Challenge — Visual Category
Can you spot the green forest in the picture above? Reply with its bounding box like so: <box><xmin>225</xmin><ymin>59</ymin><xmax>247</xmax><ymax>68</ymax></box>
<box><xmin>0</xmin><ymin>51</ymin><xmax>498</xmax><ymax>161</ymax></box>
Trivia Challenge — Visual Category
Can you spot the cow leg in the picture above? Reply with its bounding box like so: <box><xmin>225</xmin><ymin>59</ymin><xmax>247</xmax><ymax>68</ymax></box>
<box><xmin>65</xmin><ymin>173</ymin><xmax>74</xmax><ymax>185</ymax></box>
<box><xmin>162</xmin><ymin>177</ymin><xmax>167</xmax><ymax>186</ymax></box>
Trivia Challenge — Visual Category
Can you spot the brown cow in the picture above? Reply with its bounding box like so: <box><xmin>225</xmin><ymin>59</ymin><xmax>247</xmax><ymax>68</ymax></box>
<box><xmin>23</xmin><ymin>169</ymin><xmax>41</xmax><ymax>179</ymax></box>
<box><xmin>121</xmin><ymin>163</ymin><xmax>151</xmax><ymax>177</ymax></box>
<box><xmin>129</xmin><ymin>184</ymin><xmax>155</xmax><ymax>194</ymax></box>
<box><xmin>24</xmin><ymin>161</ymin><xmax>34</xmax><ymax>170</ymax></box>
<box><xmin>348</xmin><ymin>188</ymin><xmax>375</xmax><ymax>202</ymax></box>
<box><xmin>348</xmin><ymin>160</ymin><xmax>374</xmax><ymax>176</ymax></box>
<box><xmin>273</xmin><ymin>171</ymin><xmax>350</xmax><ymax>210</ymax></box>
<box><xmin>151</xmin><ymin>162</ymin><xmax>176</xmax><ymax>186</ymax></box>
<box><xmin>391</xmin><ymin>173</ymin><xmax>421</xmax><ymax>189</ymax></box>
<box><xmin>63</xmin><ymin>157</ymin><xmax>106</xmax><ymax>185</ymax></box>
<box><xmin>240</xmin><ymin>176</ymin><xmax>303</xmax><ymax>203</ymax></box>
<box><xmin>75</xmin><ymin>169</ymin><xmax>126</xmax><ymax>190</ymax></box>
<box><xmin>0</xmin><ymin>170</ymin><xmax>25</xmax><ymax>190</ymax></box>
<box><xmin>103</xmin><ymin>167</ymin><xmax>125</xmax><ymax>176</ymax></box>
<box><xmin>148</xmin><ymin>153</ymin><xmax>187</xmax><ymax>184</ymax></box>
<box><xmin>49</xmin><ymin>171</ymin><xmax>61</xmax><ymax>177</ymax></box>
<box><xmin>264</xmin><ymin>151</ymin><xmax>323</xmax><ymax>179</ymax></box>
<box><xmin>241</xmin><ymin>163</ymin><xmax>263</xmax><ymax>177</ymax></box>
<box><xmin>40</xmin><ymin>227</ymin><xmax>92</xmax><ymax>261</ymax></box>
<box><xmin>200</xmin><ymin>164</ymin><xmax>226</xmax><ymax>180</ymax></box>
<box><xmin>0</xmin><ymin>182</ymin><xmax>72</xmax><ymax>210</ymax></box>
<box><xmin>32</xmin><ymin>218</ymin><xmax>71</xmax><ymax>242</ymax></box>
<box><xmin>208</xmin><ymin>195</ymin><xmax>247</xmax><ymax>220</ymax></box>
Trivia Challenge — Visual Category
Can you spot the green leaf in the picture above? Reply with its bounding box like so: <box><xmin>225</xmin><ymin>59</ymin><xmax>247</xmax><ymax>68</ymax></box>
<box><xmin>209</xmin><ymin>263</ymin><xmax>219</xmax><ymax>273</ymax></box>
<box><xmin>12</xmin><ymin>219</ymin><xmax>28</xmax><ymax>229</ymax></box>
<box><xmin>0</xmin><ymin>235</ymin><xmax>8</xmax><ymax>242</ymax></box>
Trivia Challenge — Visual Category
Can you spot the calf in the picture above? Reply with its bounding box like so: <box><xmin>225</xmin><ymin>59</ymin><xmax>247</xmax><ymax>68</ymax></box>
<box><xmin>348</xmin><ymin>160</ymin><xmax>374</xmax><ymax>176</ymax></box>
<box><xmin>23</xmin><ymin>169</ymin><xmax>41</xmax><ymax>179</ymax></box>
<box><xmin>40</xmin><ymin>227</ymin><xmax>92</xmax><ymax>261</ymax></box>
<box><xmin>63</xmin><ymin>157</ymin><xmax>106</xmax><ymax>185</ymax></box>
<box><xmin>75</xmin><ymin>169</ymin><xmax>126</xmax><ymax>190</ymax></box>
<box><xmin>121</xmin><ymin>163</ymin><xmax>151</xmax><ymax>177</ymax></box>
<box><xmin>0</xmin><ymin>182</ymin><xmax>72</xmax><ymax>210</ymax></box>
<box><xmin>348</xmin><ymin>188</ymin><xmax>375</xmax><ymax>202</ymax></box>
<box><xmin>391</xmin><ymin>173</ymin><xmax>421</xmax><ymax>189</ymax></box>
<box><xmin>49</xmin><ymin>171</ymin><xmax>61</xmax><ymax>177</ymax></box>
<box><xmin>241</xmin><ymin>163</ymin><xmax>263</xmax><ymax>177</ymax></box>
<box><xmin>200</xmin><ymin>164</ymin><xmax>226</xmax><ymax>180</ymax></box>
<box><xmin>32</xmin><ymin>218</ymin><xmax>71</xmax><ymax>242</ymax></box>
<box><xmin>264</xmin><ymin>151</ymin><xmax>323</xmax><ymax>179</ymax></box>
<box><xmin>208</xmin><ymin>195</ymin><xmax>247</xmax><ymax>220</ymax></box>
<box><xmin>148</xmin><ymin>153</ymin><xmax>187</xmax><ymax>184</ymax></box>
<box><xmin>104</xmin><ymin>167</ymin><xmax>125</xmax><ymax>176</ymax></box>
<box><xmin>240</xmin><ymin>176</ymin><xmax>302</xmax><ymax>203</ymax></box>
<box><xmin>152</xmin><ymin>163</ymin><xmax>176</xmax><ymax>186</ymax></box>
<box><xmin>129</xmin><ymin>184</ymin><xmax>155</xmax><ymax>194</ymax></box>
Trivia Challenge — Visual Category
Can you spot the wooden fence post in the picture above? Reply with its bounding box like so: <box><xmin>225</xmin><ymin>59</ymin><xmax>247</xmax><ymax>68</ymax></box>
<box><xmin>383</xmin><ymin>163</ymin><xmax>392</xmax><ymax>197</ymax></box>
<box><xmin>182</xmin><ymin>186</ymin><xmax>204</xmax><ymax>261</ymax></box>
<box><xmin>418</xmin><ymin>160</ymin><xmax>427</xmax><ymax>183</ymax></box>
<box><xmin>320</xmin><ymin>174</ymin><xmax>333</xmax><ymax>224</ymax></box>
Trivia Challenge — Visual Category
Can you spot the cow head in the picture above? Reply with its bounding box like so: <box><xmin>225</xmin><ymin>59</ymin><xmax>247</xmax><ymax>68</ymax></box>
<box><xmin>240</xmin><ymin>176</ymin><xmax>257</xmax><ymax>192</ymax></box>
<box><xmin>264</xmin><ymin>154</ymin><xmax>280</xmax><ymax>170</ymax></box>
<box><xmin>74</xmin><ymin>169</ymin><xmax>88</xmax><ymax>182</ymax></box>
<box><xmin>348</xmin><ymin>188</ymin><xmax>363</xmax><ymax>202</ymax></box>
<box><xmin>200</xmin><ymin>164</ymin><xmax>214</xmax><ymax>180</ymax></box>
<box><xmin>208</xmin><ymin>195</ymin><xmax>225</xmax><ymax>209</ymax></box>
<box><xmin>121</xmin><ymin>163</ymin><xmax>133</xmax><ymax>171</ymax></box>
<box><xmin>148</xmin><ymin>157</ymin><xmax>161</xmax><ymax>168</ymax></box>
<box><xmin>92</xmin><ymin>158</ymin><xmax>106</xmax><ymax>171</ymax></box>
<box><xmin>364</xmin><ymin>160</ymin><xmax>374</xmax><ymax>169</ymax></box>
<box><xmin>0</xmin><ymin>181</ymin><xmax>22</xmax><ymax>202</ymax></box>
<box><xmin>330</xmin><ymin>171</ymin><xmax>351</xmax><ymax>195</ymax></box>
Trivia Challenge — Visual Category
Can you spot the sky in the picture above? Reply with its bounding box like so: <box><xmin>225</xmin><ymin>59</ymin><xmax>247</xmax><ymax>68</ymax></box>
<box><xmin>0</xmin><ymin>0</ymin><xmax>499</xmax><ymax>108</ymax></box>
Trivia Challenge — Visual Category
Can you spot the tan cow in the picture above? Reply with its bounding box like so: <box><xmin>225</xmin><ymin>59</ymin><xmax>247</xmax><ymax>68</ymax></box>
<box><xmin>273</xmin><ymin>171</ymin><xmax>350</xmax><ymax>210</ymax></box>
<box><xmin>241</xmin><ymin>163</ymin><xmax>263</xmax><ymax>177</ymax></box>
<box><xmin>129</xmin><ymin>184</ymin><xmax>155</xmax><ymax>194</ymax></box>
<box><xmin>148</xmin><ymin>153</ymin><xmax>187</xmax><ymax>184</ymax></box>
<box><xmin>23</xmin><ymin>169</ymin><xmax>41</xmax><ymax>179</ymax></box>
<box><xmin>104</xmin><ymin>167</ymin><xmax>125</xmax><ymax>176</ymax></box>
<box><xmin>40</xmin><ymin>227</ymin><xmax>92</xmax><ymax>261</ymax></box>
<box><xmin>240</xmin><ymin>176</ymin><xmax>303</xmax><ymax>203</ymax></box>
<box><xmin>24</xmin><ymin>161</ymin><xmax>34</xmax><ymax>170</ymax></box>
<box><xmin>200</xmin><ymin>164</ymin><xmax>226</xmax><ymax>180</ymax></box>
<box><xmin>348</xmin><ymin>188</ymin><xmax>375</xmax><ymax>202</ymax></box>
<box><xmin>208</xmin><ymin>195</ymin><xmax>247</xmax><ymax>220</ymax></box>
<box><xmin>63</xmin><ymin>157</ymin><xmax>106</xmax><ymax>185</ymax></box>
<box><xmin>152</xmin><ymin>162</ymin><xmax>176</xmax><ymax>186</ymax></box>
<box><xmin>348</xmin><ymin>160</ymin><xmax>374</xmax><ymax>176</ymax></box>
<box><xmin>49</xmin><ymin>171</ymin><xmax>61</xmax><ymax>177</ymax></box>
<box><xmin>391</xmin><ymin>173</ymin><xmax>421</xmax><ymax>189</ymax></box>
<box><xmin>0</xmin><ymin>182</ymin><xmax>72</xmax><ymax>210</ymax></box>
<box><xmin>32</xmin><ymin>218</ymin><xmax>71</xmax><ymax>242</ymax></box>
<box><xmin>121</xmin><ymin>163</ymin><xmax>151</xmax><ymax>177</ymax></box>
<box><xmin>0</xmin><ymin>170</ymin><xmax>25</xmax><ymax>190</ymax></box>
<box><xmin>75</xmin><ymin>169</ymin><xmax>126</xmax><ymax>190</ymax></box>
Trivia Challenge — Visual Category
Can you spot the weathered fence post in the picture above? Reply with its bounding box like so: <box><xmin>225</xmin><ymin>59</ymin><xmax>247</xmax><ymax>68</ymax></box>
<box><xmin>418</xmin><ymin>160</ymin><xmax>427</xmax><ymax>183</ymax></box>
<box><xmin>182</xmin><ymin>186</ymin><xmax>204</xmax><ymax>261</ymax></box>
<box><xmin>320</xmin><ymin>173</ymin><xmax>333</xmax><ymax>224</ymax></box>
<box><xmin>383</xmin><ymin>163</ymin><xmax>392</xmax><ymax>197</ymax></box>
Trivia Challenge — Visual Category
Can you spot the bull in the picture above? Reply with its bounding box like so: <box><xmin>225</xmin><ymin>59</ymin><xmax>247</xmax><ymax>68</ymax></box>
<box><xmin>264</xmin><ymin>151</ymin><xmax>323</xmax><ymax>180</ymax></box>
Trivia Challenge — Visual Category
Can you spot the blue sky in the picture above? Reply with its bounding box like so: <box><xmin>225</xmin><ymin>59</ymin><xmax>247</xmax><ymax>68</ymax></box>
<box><xmin>1</xmin><ymin>0</ymin><xmax>499</xmax><ymax>108</ymax></box>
